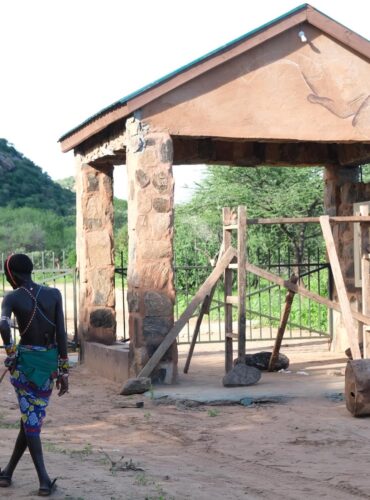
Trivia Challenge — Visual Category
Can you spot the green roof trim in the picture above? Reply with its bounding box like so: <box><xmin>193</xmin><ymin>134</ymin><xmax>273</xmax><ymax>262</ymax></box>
<box><xmin>59</xmin><ymin>3</ymin><xmax>312</xmax><ymax>142</ymax></box>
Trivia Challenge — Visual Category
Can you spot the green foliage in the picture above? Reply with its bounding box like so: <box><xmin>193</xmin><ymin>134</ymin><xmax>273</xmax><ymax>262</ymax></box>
<box><xmin>361</xmin><ymin>164</ymin><xmax>370</xmax><ymax>183</ymax></box>
<box><xmin>0</xmin><ymin>139</ymin><xmax>75</xmax><ymax>216</ymax></box>
<box><xmin>114</xmin><ymin>198</ymin><xmax>128</xmax><ymax>266</ymax></box>
<box><xmin>56</xmin><ymin>176</ymin><xmax>75</xmax><ymax>192</ymax></box>
<box><xmin>0</xmin><ymin>139</ymin><xmax>76</xmax><ymax>258</ymax></box>
<box><xmin>175</xmin><ymin>165</ymin><xmax>325</xmax><ymax>266</ymax></box>
<box><xmin>0</xmin><ymin>206</ymin><xmax>75</xmax><ymax>255</ymax></box>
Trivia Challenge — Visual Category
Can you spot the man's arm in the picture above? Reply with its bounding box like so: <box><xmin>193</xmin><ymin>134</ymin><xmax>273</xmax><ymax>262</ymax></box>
<box><xmin>54</xmin><ymin>289</ymin><xmax>69</xmax><ymax>396</ymax></box>
<box><xmin>1</xmin><ymin>294</ymin><xmax>17</xmax><ymax>372</ymax></box>
<box><xmin>55</xmin><ymin>289</ymin><xmax>68</xmax><ymax>358</ymax></box>
<box><xmin>0</xmin><ymin>294</ymin><xmax>13</xmax><ymax>346</ymax></box>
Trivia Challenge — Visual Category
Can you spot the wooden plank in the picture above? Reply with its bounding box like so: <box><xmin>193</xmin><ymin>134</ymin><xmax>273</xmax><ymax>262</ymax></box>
<box><xmin>360</xmin><ymin>204</ymin><xmax>370</xmax><ymax>358</ymax></box>
<box><xmin>268</xmin><ymin>274</ymin><xmax>298</xmax><ymax>371</ymax></box>
<box><xmin>246</xmin><ymin>216</ymin><xmax>370</xmax><ymax>225</ymax></box>
<box><xmin>223</xmin><ymin>207</ymin><xmax>234</xmax><ymax>373</ymax></box>
<box><xmin>238</xmin><ymin>206</ymin><xmax>247</xmax><ymax>362</ymax></box>
<box><xmin>137</xmin><ymin>246</ymin><xmax>237</xmax><ymax>379</ymax></box>
<box><xmin>244</xmin><ymin>261</ymin><xmax>370</xmax><ymax>326</ymax></box>
<box><xmin>320</xmin><ymin>216</ymin><xmax>361</xmax><ymax>360</ymax></box>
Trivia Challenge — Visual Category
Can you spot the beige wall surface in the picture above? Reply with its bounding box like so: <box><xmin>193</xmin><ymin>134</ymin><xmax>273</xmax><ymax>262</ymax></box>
<box><xmin>142</xmin><ymin>24</ymin><xmax>370</xmax><ymax>142</ymax></box>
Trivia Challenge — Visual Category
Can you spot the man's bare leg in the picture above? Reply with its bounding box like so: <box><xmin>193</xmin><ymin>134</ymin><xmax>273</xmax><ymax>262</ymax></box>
<box><xmin>0</xmin><ymin>419</ymin><xmax>27</xmax><ymax>485</ymax></box>
<box><xmin>25</xmin><ymin>433</ymin><xmax>52</xmax><ymax>491</ymax></box>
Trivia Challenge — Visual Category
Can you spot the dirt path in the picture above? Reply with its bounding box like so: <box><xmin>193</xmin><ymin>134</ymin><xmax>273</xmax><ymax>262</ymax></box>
<box><xmin>1</xmin><ymin>345</ymin><xmax>370</xmax><ymax>499</ymax></box>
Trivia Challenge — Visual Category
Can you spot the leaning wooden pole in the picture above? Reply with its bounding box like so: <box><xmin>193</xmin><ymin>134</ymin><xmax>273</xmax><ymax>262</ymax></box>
<box><xmin>183</xmin><ymin>297</ymin><xmax>211</xmax><ymax>374</ymax></box>
<box><xmin>268</xmin><ymin>274</ymin><xmax>298</xmax><ymax>372</ymax></box>
<box><xmin>320</xmin><ymin>216</ymin><xmax>361</xmax><ymax>360</ymax></box>
<box><xmin>136</xmin><ymin>247</ymin><xmax>237</xmax><ymax>379</ymax></box>
<box><xmin>240</xmin><ymin>261</ymin><xmax>370</xmax><ymax>325</ymax></box>
<box><xmin>184</xmin><ymin>243</ymin><xmax>225</xmax><ymax>374</ymax></box>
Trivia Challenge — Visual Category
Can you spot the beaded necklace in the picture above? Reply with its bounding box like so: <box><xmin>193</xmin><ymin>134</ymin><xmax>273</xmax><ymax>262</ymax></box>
<box><xmin>18</xmin><ymin>285</ymin><xmax>42</xmax><ymax>336</ymax></box>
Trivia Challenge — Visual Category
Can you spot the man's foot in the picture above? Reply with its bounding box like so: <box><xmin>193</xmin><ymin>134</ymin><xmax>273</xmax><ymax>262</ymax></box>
<box><xmin>38</xmin><ymin>478</ymin><xmax>57</xmax><ymax>497</ymax></box>
<box><xmin>0</xmin><ymin>469</ymin><xmax>12</xmax><ymax>487</ymax></box>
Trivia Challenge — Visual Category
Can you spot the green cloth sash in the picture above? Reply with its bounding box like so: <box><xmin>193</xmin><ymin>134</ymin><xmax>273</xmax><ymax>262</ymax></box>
<box><xmin>17</xmin><ymin>346</ymin><xmax>58</xmax><ymax>387</ymax></box>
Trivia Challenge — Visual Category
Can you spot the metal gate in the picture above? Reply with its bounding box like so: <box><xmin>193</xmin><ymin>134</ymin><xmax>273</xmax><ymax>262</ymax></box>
<box><xmin>115</xmin><ymin>247</ymin><xmax>333</xmax><ymax>345</ymax></box>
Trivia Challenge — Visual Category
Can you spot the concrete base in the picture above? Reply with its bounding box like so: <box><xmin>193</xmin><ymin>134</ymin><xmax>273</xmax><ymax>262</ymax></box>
<box><xmin>83</xmin><ymin>341</ymin><xmax>130</xmax><ymax>384</ymax></box>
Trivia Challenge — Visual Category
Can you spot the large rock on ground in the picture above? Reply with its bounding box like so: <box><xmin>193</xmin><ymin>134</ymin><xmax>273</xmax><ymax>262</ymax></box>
<box><xmin>120</xmin><ymin>377</ymin><xmax>151</xmax><ymax>395</ymax></box>
<box><xmin>223</xmin><ymin>364</ymin><xmax>261</xmax><ymax>387</ymax></box>
<box><xmin>235</xmin><ymin>351</ymin><xmax>290</xmax><ymax>371</ymax></box>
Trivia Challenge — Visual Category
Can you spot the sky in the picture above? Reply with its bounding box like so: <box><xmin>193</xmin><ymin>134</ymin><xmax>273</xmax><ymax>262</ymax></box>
<box><xmin>0</xmin><ymin>0</ymin><xmax>369</xmax><ymax>202</ymax></box>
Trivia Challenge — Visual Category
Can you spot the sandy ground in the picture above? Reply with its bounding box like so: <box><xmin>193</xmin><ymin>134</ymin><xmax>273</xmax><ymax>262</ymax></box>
<box><xmin>1</xmin><ymin>341</ymin><xmax>370</xmax><ymax>500</ymax></box>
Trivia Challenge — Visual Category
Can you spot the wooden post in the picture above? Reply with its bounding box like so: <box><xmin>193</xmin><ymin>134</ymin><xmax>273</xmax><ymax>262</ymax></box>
<box><xmin>223</xmin><ymin>208</ymin><xmax>234</xmax><ymax>373</ymax></box>
<box><xmin>237</xmin><ymin>206</ymin><xmax>247</xmax><ymax>363</ymax></box>
<box><xmin>268</xmin><ymin>274</ymin><xmax>298</xmax><ymax>371</ymax></box>
<box><xmin>320</xmin><ymin>216</ymin><xmax>361</xmax><ymax>360</ymax></box>
<box><xmin>360</xmin><ymin>204</ymin><xmax>370</xmax><ymax>358</ymax></box>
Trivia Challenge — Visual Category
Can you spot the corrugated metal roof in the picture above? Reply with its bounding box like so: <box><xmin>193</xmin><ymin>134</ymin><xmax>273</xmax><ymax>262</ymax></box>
<box><xmin>59</xmin><ymin>3</ymin><xmax>310</xmax><ymax>142</ymax></box>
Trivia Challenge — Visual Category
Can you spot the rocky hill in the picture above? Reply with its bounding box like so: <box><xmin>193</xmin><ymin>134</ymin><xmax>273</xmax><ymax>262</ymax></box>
<box><xmin>0</xmin><ymin>139</ymin><xmax>75</xmax><ymax>216</ymax></box>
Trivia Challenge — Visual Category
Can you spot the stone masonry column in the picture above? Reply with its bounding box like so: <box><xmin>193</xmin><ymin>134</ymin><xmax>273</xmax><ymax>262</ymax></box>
<box><xmin>125</xmin><ymin>117</ymin><xmax>177</xmax><ymax>383</ymax></box>
<box><xmin>75</xmin><ymin>154</ymin><xmax>116</xmax><ymax>346</ymax></box>
<box><xmin>324</xmin><ymin>165</ymin><xmax>364</xmax><ymax>352</ymax></box>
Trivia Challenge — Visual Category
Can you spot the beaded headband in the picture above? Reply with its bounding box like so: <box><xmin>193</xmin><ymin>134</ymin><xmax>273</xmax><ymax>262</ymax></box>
<box><xmin>5</xmin><ymin>254</ymin><xmax>18</xmax><ymax>287</ymax></box>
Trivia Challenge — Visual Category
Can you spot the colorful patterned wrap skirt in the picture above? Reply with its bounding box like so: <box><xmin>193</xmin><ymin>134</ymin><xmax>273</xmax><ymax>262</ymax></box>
<box><xmin>10</xmin><ymin>345</ymin><xmax>58</xmax><ymax>436</ymax></box>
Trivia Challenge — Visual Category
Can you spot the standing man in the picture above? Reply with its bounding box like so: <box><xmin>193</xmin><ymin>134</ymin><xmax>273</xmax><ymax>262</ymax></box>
<box><xmin>0</xmin><ymin>253</ymin><xmax>69</xmax><ymax>496</ymax></box>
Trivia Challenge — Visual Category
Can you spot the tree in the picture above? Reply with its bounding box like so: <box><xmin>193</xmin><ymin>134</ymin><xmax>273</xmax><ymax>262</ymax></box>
<box><xmin>175</xmin><ymin>165</ymin><xmax>325</xmax><ymax>266</ymax></box>
<box><xmin>0</xmin><ymin>207</ymin><xmax>75</xmax><ymax>255</ymax></box>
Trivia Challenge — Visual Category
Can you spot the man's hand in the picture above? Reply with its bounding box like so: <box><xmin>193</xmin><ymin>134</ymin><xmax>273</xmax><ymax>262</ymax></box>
<box><xmin>56</xmin><ymin>374</ymin><xmax>69</xmax><ymax>397</ymax></box>
<box><xmin>4</xmin><ymin>353</ymin><xmax>17</xmax><ymax>373</ymax></box>
<box><xmin>4</xmin><ymin>344</ymin><xmax>17</xmax><ymax>374</ymax></box>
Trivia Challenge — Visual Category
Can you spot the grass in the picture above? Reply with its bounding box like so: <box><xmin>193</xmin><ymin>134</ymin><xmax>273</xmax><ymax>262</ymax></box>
<box><xmin>207</xmin><ymin>409</ymin><xmax>220</xmax><ymax>417</ymax></box>
<box><xmin>135</xmin><ymin>473</ymin><xmax>175</xmax><ymax>500</ymax></box>
<box><xmin>44</xmin><ymin>441</ymin><xmax>93</xmax><ymax>459</ymax></box>
<box><xmin>175</xmin><ymin>270</ymin><xmax>330</xmax><ymax>335</ymax></box>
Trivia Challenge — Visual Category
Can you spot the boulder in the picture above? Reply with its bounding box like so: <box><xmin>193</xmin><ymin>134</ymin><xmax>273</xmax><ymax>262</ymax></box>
<box><xmin>235</xmin><ymin>351</ymin><xmax>290</xmax><ymax>371</ymax></box>
<box><xmin>120</xmin><ymin>377</ymin><xmax>151</xmax><ymax>395</ymax></box>
<box><xmin>222</xmin><ymin>364</ymin><xmax>261</xmax><ymax>387</ymax></box>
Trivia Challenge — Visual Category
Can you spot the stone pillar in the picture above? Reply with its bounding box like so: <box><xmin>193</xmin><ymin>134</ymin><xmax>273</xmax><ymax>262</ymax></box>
<box><xmin>75</xmin><ymin>154</ymin><xmax>116</xmax><ymax>345</ymax></box>
<box><xmin>324</xmin><ymin>165</ymin><xmax>368</xmax><ymax>352</ymax></box>
<box><xmin>125</xmin><ymin>117</ymin><xmax>177</xmax><ymax>383</ymax></box>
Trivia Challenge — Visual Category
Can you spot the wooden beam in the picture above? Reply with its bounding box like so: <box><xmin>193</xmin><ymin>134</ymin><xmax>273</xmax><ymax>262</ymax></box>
<box><xmin>137</xmin><ymin>246</ymin><xmax>237</xmax><ymax>379</ymax></box>
<box><xmin>360</xmin><ymin>204</ymin><xmax>370</xmax><ymax>358</ymax></box>
<box><xmin>223</xmin><ymin>208</ymin><xmax>234</xmax><ymax>373</ymax></box>
<box><xmin>246</xmin><ymin>216</ymin><xmax>370</xmax><ymax>225</ymax></box>
<box><xmin>237</xmin><ymin>206</ymin><xmax>247</xmax><ymax>362</ymax></box>
<box><xmin>244</xmin><ymin>261</ymin><xmax>370</xmax><ymax>326</ymax></box>
<box><xmin>320</xmin><ymin>216</ymin><xmax>361</xmax><ymax>360</ymax></box>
